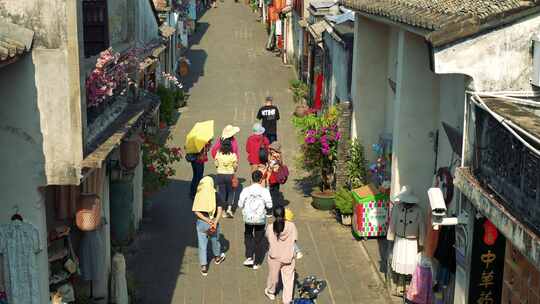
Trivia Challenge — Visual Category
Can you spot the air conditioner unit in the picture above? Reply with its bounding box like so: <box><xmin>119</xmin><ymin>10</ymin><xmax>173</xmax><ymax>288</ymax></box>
<box><xmin>531</xmin><ymin>37</ymin><xmax>540</xmax><ymax>87</ymax></box>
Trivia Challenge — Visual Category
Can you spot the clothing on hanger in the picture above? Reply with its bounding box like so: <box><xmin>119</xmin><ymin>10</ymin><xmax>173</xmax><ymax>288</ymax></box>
<box><xmin>0</xmin><ymin>220</ymin><xmax>42</xmax><ymax>304</ymax></box>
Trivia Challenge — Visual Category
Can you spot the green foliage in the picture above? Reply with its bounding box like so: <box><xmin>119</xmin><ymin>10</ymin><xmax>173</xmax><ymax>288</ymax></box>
<box><xmin>347</xmin><ymin>139</ymin><xmax>369</xmax><ymax>189</ymax></box>
<box><xmin>292</xmin><ymin>106</ymin><xmax>341</xmax><ymax>191</ymax></box>
<box><xmin>156</xmin><ymin>85</ymin><xmax>178</xmax><ymax>126</ymax></box>
<box><xmin>141</xmin><ymin>131</ymin><xmax>183</xmax><ymax>192</ymax></box>
<box><xmin>289</xmin><ymin>79</ymin><xmax>309</xmax><ymax>104</ymax></box>
<box><xmin>335</xmin><ymin>187</ymin><xmax>354</xmax><ymax>214</ymax></box>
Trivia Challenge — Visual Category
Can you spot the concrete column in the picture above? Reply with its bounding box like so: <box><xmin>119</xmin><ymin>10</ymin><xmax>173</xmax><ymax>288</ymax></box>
<box><xmin>391</xmin><ymin>31</ymin><xmax>440</xmax><ymax>205</ymax></box>
<box><xmin>336</xmin><ymin>101</ymin><xmax>352</xmax><ymax>189</ymax></box>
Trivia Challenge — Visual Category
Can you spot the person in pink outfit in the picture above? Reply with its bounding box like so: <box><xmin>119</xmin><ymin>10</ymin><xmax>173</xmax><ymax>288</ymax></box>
<box><xmin>264</xmin><ymin>206</ymin><xmax>297</xmax><ymax>304</ymax></box>
<box><xmin>211</xmin><ymin>125</ymin><xmax>240</xmax><ymax>159</ymax></box>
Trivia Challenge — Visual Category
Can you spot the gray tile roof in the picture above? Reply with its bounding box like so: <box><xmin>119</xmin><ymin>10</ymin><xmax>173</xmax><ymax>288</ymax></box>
<box><xmin>0</xmin><ymin>21</ymin><xmax>34</xmax><ymax>66</ymax></box>
<box><xmin>342</xmin><ymin>0</ymin><xmax>540</xmax><ymax>46</ymax></box>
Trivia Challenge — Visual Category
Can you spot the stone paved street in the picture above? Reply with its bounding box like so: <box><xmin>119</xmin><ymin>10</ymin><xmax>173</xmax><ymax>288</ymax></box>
<box><xmin>128</xmin><ymin>2</ymin><xmax>391</xmax><ymax>303</ymax></box>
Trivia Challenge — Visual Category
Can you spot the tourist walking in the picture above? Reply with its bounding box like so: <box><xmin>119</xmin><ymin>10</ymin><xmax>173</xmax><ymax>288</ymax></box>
<box><xmin>192</xmin><ymin>176</ymin><xmax>227</xmax><ymax>276</ymax></box>
<box><xmin>257</xmin><ymin>96</ymin><xmax>280</xmax><ymax>143</ymax></box>
<box><xmin>265</xmin><ymin>141</ymin><xmax>289</xmax><ymax>208</ymax></box>
<box><xmin>238</xmin><ymin>170</ymin><xmax>273</xmax><ymax>269</ymax></box>
<box><xmin>246</xmin><ymin>123</ymin><xmax>270</xmax><ymax>172</ymax></box>
<box><xmin>264</xmin><ymin>206</ymin><xmax>297</xmax><ymax>304</ymax></box>
<box><xmin>186</xmin><ymin>141</ymin><xmax>211</xmax><ymax>199</ymax></box>
<box><xmin>211</xmin><ymin>125</ymin><xmax>240</xmax><ymax>159</ymax></box>
<box><xmin>214</xmin><ymin>138</ymin><xmax>238</xmax><ymax>218</ymax></box>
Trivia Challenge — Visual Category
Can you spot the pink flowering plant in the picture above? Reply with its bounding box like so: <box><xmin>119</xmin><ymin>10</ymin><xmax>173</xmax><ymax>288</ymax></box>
<box><xmin>293</xmin><ymin>106</ymin><xmax>340</xmax><ymax>191</ymax></box>
<box><xmin>141</xmin><ymin>131</ymin><xmax>183</xmax><ymax>193</ymax></box>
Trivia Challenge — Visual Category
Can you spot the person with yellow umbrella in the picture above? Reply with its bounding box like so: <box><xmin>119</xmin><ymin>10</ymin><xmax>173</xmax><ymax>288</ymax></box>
<box><xmin>185</xmin><ymin>120</ymin><xmax>214</xmax><ymax>199</ymax></box>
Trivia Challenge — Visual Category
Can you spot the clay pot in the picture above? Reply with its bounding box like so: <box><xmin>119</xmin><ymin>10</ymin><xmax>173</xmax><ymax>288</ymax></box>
<box><xmin>120</xmin><ymin>140</ymin><xmax>140</xmax><ymax>170</ymax></box>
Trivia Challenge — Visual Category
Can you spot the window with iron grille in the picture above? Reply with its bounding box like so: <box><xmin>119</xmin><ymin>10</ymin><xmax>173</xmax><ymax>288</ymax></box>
<box><xmin>474</xmin><ymin>107</ymin><xmax>540</xmax><ymax>235</ymax></box>
<box><xmin>83</xmin><ymin>0</ymin><xmax>109</xmax><ymax>57</ymax></box>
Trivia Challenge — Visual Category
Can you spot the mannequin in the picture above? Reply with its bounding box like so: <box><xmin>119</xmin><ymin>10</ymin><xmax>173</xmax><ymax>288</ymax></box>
<box><xmin>387</xmin><ymin>186</ymin><xmax>426</xmax><ymax>275</ymax></box>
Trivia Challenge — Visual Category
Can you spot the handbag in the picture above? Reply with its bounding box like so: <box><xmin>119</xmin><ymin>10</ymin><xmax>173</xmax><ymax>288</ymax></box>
<box><xmin>205</xmin><ymin>225</ymin><xmax>217</xmax><ymax>235</ymax></box>
<box><xmin>258</xmin><ymin>137</ymin><xmax>268</xmax><ymax>164</ymax></box>
<box><xmin>185</xmin><ymin>153</ymin><xmax>198</xmax><ymax>162</ymax></box>
<box><xmin>231</xmin><ymin>175</ymin><xmax>239</xmax><ymax>189</ymax></box>
<box><xmin>76</xmin><ymin>194</ymin><xmax>102</xmax><ymax>231</ymax></box>
<box><xmin>276</xmin><ymin>165</ymin><xmax>289</xmax><ymax>184</ymax></box>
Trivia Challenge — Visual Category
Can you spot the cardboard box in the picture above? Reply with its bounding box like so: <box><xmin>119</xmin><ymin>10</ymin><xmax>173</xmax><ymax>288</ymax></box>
<box><xmin>352</xmin><ymin>183</ymin><xmax>380</xmax><ymax>199</ymax></box>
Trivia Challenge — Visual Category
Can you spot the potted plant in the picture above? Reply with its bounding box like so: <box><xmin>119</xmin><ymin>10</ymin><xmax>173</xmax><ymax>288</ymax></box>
<box><xmin>346</xmin><ymin>139</ymin><xmax>369</xmax><ymax>189</ymax></box>
<box><xmin>289</xmin><ymin>79</ymin><xmax>310</xmax><ymax>117</ymax></box>
<box><xmin>293</xmin><ymin>106</ymin><xmax>340</xmax><ymax>210</ymax></box>
<box><xmin>335</xmin><ymin>188</ymin><xmax>354</xmax><ymax>225</ymax></box>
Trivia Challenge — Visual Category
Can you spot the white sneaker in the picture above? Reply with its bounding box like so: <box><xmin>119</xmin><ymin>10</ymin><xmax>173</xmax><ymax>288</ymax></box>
<box><xmin>264</xmin><ymin>288</ymin><xmax>276</xmax><ymax>300</ymax></box>
<box><xmin>243</xmin><ymin>257</ymin><xmax>254</xmax><ymax>266</ymax></box>
<box><xmin>226</xmin><ymin>210</ymin><xmax>234</xmax><ymax>218</ymax></box>
<box><xmin>296</xmin><ymin>251</ymin><xmax>303</xmax><ymax>260</ymax></box>
<box><xmin>253</xmin><ymin>264</ymin><xmax>260</xmax><ymax>270</ymax></box>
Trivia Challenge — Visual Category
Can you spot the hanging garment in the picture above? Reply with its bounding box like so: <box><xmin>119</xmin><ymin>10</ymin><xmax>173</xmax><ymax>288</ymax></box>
<box><xmin>313</xmin><ymin>74</ymin><xmax>323</xmax><ymax>110</ymax></box>
<box><xmin>110</xmin><ymin>253</ymin><xmax>128</xmax><ymax>304</ymax></box>
<box><xmin>406</xmin><ymin>256</ymin><xmax>433</xmax><ymax>304</ymax></box>
<box><xmin>0</xmin><ymin>221</ymin><xmax>41</xmax><ymax>304</ymax></box>
<box><xmin>79</xmin><ymin>230</ymin><xmax>106</xmax><ymax>281</ymax></box>
<box><xmin>266</xmin><ymin>23</ymin><xmax>276</xmax><ymax>50</ymax></box>
<box><xmin>391</xmin><ymin>236</ymin><xmax>418</xmax><ymax>275</ymax></box>
<box><xmin>276</xmin><ymin>20</ymin><xmax>283</xmax><ymax>36</ymax></box>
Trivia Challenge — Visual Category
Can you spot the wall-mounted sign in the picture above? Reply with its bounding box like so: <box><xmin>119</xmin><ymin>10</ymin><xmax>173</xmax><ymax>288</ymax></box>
<box><xmin>468</xmin><ymin>218</ymin><xmax>506</xmax><ymax>304</ymax></box>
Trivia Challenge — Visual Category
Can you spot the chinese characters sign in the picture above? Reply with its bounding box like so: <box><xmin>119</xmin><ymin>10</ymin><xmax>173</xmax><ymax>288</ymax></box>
<box><xmin>468</xmin><ymin>218</ymin><xmax>506</xmax><ymax>304</ymax></box>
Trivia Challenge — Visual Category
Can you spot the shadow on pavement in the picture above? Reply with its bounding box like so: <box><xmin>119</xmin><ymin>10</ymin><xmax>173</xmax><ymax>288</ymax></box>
<box><xmin>126</xmin><ymin>179</ymin><xmax>197</xmax><ymax>304</ymax></box>
<box><xmin>181</xmin><ymin>49</ymin><xmax>208</xmax><ymax>91</ymax></box>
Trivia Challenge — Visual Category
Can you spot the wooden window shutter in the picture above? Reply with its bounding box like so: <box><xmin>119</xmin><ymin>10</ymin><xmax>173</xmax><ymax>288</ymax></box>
<box><xmin>83</xmin><ymin>0</ymin><xmax>109</xmax><ymax>57</ymax></box>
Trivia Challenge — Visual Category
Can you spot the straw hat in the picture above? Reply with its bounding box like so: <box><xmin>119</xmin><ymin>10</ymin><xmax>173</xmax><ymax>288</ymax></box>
<box><xmin>269</xmin><ymin>141</ymin><xmax>282</xmax><ymax>153</ymax></box>
<box><xmin>221</xmin><ymin>125</ymin><xmax>240</xmax><ymax>139</ymax></box>
<box><xmin>252</xmin><ymin>123</ymin><xmax>266</xmax><ymax>135</ymax></box>
<box><xmin>391</xmin><ymin>186</ymin><xmax>419</xmax><ymax>204</ymax></box>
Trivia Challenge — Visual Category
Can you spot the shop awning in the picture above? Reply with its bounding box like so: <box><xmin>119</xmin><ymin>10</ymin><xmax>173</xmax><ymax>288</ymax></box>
<box><xmin>308</xmin><ymin>20</ymin><xmax>331</xmax><ymax>43</ymax></box>
<box><xmin>81</xmin><ymin>92</ymin><xmax>160</xmax><ymax>169</ymax></box>
<box><xmin>0</xmin><ymin>21</ymin><xmax>34</xmax><ymax>68</ymax></box>
<box><xmin>159</xmin><ymin>24</ymin><xmax>176</xmax><ymax>38</ymax></box>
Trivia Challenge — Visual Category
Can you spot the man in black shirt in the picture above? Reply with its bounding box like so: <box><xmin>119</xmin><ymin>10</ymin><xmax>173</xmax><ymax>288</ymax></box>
<box><xmin>256</xmin><ymin>96</ymin><xmax>280</xmax><ymax>143</ymax></box>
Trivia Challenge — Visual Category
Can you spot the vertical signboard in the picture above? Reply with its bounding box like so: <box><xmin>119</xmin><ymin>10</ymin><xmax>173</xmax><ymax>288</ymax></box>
<box><xmin>468</xmin><ymin>218</ymin><xmax>506</xmax><ymax>304</ymax></box>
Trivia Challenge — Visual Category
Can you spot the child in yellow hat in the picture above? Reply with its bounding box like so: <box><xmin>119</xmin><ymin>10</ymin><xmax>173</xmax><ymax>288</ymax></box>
<box><xmin>285</xmin><ymin>208</ymin><xmax>303</xmax><ymax>259</ymax></box>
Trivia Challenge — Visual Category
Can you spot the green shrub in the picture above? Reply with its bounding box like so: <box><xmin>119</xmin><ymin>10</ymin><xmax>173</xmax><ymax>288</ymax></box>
<box><xmin>156</xmin><ymin>85</ymin><xmax>176</xmax><ymax>126</ymax></box>
<box><xmin>289</xmin><ymin>79</ymin><xmax>309</xmax><ymax>104</ymax></box>
<box><xmin>347</xmin><ymin>139</ymin><xmax>369</xmax><ymax>189</ymax></box>
<box><xmin>335</xmin><ymin>187</ymin><xmax>354</xmax><ymax>214</ymax></box>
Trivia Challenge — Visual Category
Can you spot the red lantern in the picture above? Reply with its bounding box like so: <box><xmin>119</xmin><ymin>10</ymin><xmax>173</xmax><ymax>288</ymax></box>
<box><xmin>483</xmin><ymin>220</ymin><xmax>498</xmax><ymax>246</ymax></box>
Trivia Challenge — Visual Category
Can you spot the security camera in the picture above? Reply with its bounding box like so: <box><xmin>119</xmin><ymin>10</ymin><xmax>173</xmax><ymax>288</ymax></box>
<box><xmin>427</xmin><ymin>187</ymin><xmax>468</xmax><ymax>229</ymax></box>
<box><xmin>428</xmin><ymin>187</ymin><xmax>447</xmax><ymax>218</ymax></box>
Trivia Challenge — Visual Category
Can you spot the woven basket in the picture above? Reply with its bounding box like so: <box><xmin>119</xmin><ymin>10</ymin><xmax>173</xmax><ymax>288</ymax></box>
<box><xmin>76</xmin><ymin>194</ymin><xmax>102</xmax><ymax>231</ymax></box>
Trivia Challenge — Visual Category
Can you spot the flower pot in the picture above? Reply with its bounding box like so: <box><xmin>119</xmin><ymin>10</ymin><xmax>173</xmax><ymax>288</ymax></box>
<box><xmin>311</xmin><ymin>190</ymin><xmax>335</xmax><ymax>210</ymax></box>
<box><xmin>341</xmin><ymin>214</ymin><xmax>352</xmax><ymax>226</ymax></box>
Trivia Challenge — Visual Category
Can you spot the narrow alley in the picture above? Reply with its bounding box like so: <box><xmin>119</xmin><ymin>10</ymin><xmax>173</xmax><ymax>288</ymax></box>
<box><xmin>128</xmin><ymin>2</ymin><xmax>389</xmax><ymax>304</ymax></box>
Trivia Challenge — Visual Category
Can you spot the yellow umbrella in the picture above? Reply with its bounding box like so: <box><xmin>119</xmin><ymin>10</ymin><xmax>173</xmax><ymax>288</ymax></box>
<box><xmin>185</xmin><ymin>120</ymin><xmax>214</xmax><ymax>153</ymax></box>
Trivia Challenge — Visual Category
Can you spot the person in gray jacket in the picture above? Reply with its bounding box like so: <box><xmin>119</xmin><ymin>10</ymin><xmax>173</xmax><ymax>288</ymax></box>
<box><xmin>238</xmin><ymin>170</ymin><xmax>273</xmax><ymax>269</ymax></box>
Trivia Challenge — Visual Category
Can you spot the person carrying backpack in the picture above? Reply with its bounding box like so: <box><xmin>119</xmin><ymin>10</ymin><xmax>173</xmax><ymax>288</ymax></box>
<box><xmin>238</xmin><ymin>170</ymin><xmax>273</xmax><ymax>270</ymax></box>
